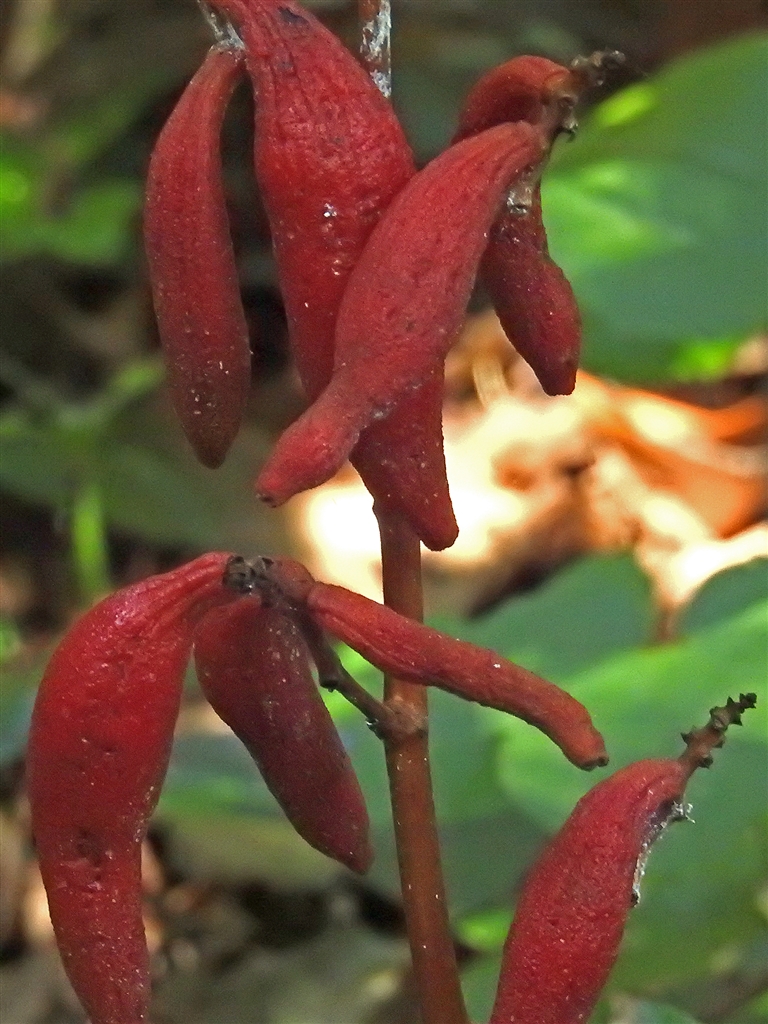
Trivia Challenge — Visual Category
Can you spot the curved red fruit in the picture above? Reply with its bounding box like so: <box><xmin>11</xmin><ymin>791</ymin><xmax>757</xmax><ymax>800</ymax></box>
<box><xmin>455</xmin><ymin>56</ymin><xmax>582</xmax><ymax>395</ymax></box>
<box><xmin>27</xmin><ymin>553</ymin><xmax>236</xmax><ymax>1024</ymax></box>
<box><xmin>352</xmin><ymin>373</ymin><xmax>457</xmax><ymax>550</ymax></box>
<box><xmin>214</xmin><ymin>0</ymin><xmax>413</xmax><ymax>400</ymax></box>
<box><xmin>212</xmin><ymin>0</ymin><xmax>456</xmax><ymax>548</ymax></box>
<box><xmin>145</xmin><ymin>46</ymin><xmax>251</xmax><ymax>468</ymax></box>
<box><xmin>194</xmin><ymin>598</ymin><xmax>372</xmax><ymax>873</ymax></box>
<box><xmin>257</xmin><ymin>121</ymin><xmax>546</xmax><ymax>505</ymax></box>
<box><xmin>306</xmin><ymin>581</ymin><xmax>606</xmax><ymax>770</ymax></box>
<box><xmin>455</xmin><ymin>55</ymin><xmax>575</xmax><ymax>139</ymax></box>
<box><xmin>481</xmin><ymin>189</ymin><xmax>582</xmax><ymax>395</ymax></box>
<box><xmin>490</xmin><ymin>758</ymin><xmax>688</xmax><ymax>1024</ymax></box>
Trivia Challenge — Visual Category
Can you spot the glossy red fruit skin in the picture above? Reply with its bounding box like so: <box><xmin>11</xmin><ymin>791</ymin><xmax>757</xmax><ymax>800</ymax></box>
<box><xmin>145</xmin><ymin>45</ymin><xmax>251</xmax><ymax>469</ymax></box>
<box><xmin>213</xmin><ymin>0</ymin><xmax>456</xmax><ymax>549</ymax></box>
<box><xmin>257</xmin><ymin>122</ymin><xmax>546</xmax><ymax>506</ymax></box>
<box><xmin>455</xmin><ymin>56</ymin><xmax>582</xmax><ymax>395</ymax></box>
<box><xmin>27</xmin><ymin>553</ymin><xmax>236</xmax><ymax>1024</ymax></box>
<box><xmin>194</xmin><ymin>597</ymin><xmax>372</xmax><ymax>873</ymax></box>
<box><xmin>490</xmin><ymin>758</ymin><xmax>688</xmax><ymax>1024</ymax></box>
<box><xmin>306</xmin><ymin>581</ymin><xmax>606</xmax><ymax>770</ymax></box>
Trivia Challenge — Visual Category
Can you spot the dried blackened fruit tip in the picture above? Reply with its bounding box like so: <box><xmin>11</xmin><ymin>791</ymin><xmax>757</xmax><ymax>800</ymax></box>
<box><xmin>589</xmin><ymin>749</ymin><xmax>610</xmax><ymax>769</ymax></box>
<box><xmin>455</xmin><ymin>50</ymin><xmax>625</xmax><ymax>143</ymax></box>
<box><xmin>194</xmin><ymin>599</ymin><xmax>372</xmax><ymax>873</ymax></box>
<box><xmin>679</xmin><ymin>693</ymin><xmax>758</xmax><ymax>776</ymax></box>
<box><xmin>569</xmin><ymin>49</ymin><xmax>627</xmax><ymax>92</ymax></box>
<box><xmin>223</xmin><ymin>554</ymin><xmax>255</xmax><ymax>593</ymax></box>
<box><xmin>144</xmin><ymin>45</ymin><xmax>251</xmax><ymax>470</ymax></box>
<box><xmin>223</xmin><ymin>554</ymin><xmax>316</xmax><ymax>609</ymax></box>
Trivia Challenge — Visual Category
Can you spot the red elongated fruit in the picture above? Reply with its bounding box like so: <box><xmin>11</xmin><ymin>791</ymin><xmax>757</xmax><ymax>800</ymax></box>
<box><xmin>213</xmin><ymin>0</ymin><xmax>456</xmax><ymax>548</ymax></box>
<box><xmin>257</xmin><ymin>121</ymin><xmax>546</xmax><ymax>505</ymax></box>
<box><xmin>352</xmin><ymin>374</ymin><xmax>457</xmax><ymax>550</ymax></box>
<box><xmin>455</xmin><ymin>55</ymin><xmax>583</xmax><ymax>395</ymax></box>
<box><xmin>145</xmin><ymin>45</ymin><xmax>251</xmax><ymax>469</ymax></box>
<box><xmin>27</xmin><ymin>553</ymin><xmax>237</xmax><ymax>1024</ymax></box>
<box><xmin>194</xmin><ymin>597</ymin><xmax>372</xmax><ymax>873</ymax></box>
<box><xmin>491</xmin><ymin>692</ymin><xmax>756</xmax><ymax>1024</ymax></box>
<box><xmin>481</xmin><ymin>188</ymin><xmax>582</xmax><ymax>395</ymax></box>
<box><xmin>306</xmin><ymin>581</ymin><xmax>606</xmax><ymax>770</ymax></box>
<box><xmin>213</xmin><ymin>0</ymin><xmax>414</xmax><ymax>400</ymax></box>
<box><xmin>490</xmin><ymin>759</ymin><xmax>688</xmax><ymax>1024</ymax></box>
<box><xmin>455</xmin><ymin>55</ymin><xmax>576</xmax><ymax>138</ymax></box>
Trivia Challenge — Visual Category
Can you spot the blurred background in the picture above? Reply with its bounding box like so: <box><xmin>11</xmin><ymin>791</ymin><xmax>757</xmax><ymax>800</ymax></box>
<box><xmin>0</xmin><ymin>1</ymin><xmax>766</xmax><ymax>1022</ymax></box>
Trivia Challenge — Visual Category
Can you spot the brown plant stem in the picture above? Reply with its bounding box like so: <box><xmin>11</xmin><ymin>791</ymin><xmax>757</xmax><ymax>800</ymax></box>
<box><xmin>360</xmin><ymin>3</ymin><xmax>463</xmax><ymax>1015</ymax></box>
<box><xmin>375</xmin><ymin>504</ymin><xmax>468</xmax><ymax>1024</ymax></box>
<box><xmin>300</xmin><ymin>615</ymin><xmax>425</xmax><ymax>742</ymax></box>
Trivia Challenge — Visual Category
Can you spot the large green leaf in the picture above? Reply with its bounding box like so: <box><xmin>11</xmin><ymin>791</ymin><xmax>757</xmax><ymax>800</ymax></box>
<box><xmin>433</xmin><ymin>554</ymin><xmax>653</xmax><ymax>680</ymax></box>
<box><xmin>544</xmin><ymin>33</ymin><xmax>768</xmax><ymax>382</ymax></box>
<box><xmin>680</xmin><ymin>556</ymin><xmax>768</xmax><ymax>634</ymax></box>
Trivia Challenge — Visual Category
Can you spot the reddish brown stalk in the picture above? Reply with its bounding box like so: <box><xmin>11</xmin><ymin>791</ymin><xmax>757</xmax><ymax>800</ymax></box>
<box><xmin>375</xmin><ymin>505</ymin><xmax>468</xmax><ymax>1024</ymax></box>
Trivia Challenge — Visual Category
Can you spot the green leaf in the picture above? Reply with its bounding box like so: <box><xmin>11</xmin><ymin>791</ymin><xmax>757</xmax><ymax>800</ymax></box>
<box><xmin>544</xmin><ymin>33</ymin><xmax>768</xmax><ymax>382</ymax></box>
<box><xmin>616</xmin><ymin>1002</ymin><xmax>703</xmax><ymax>1024</ymax></box>
<box><xmin>680</xmin><ymin>556</ymin><xmax>768</xmax><ymax>634</ymax></box>
<box><xmin>0</xmin><ymin>411</ymin><xmax>85</xmax><ymax>507</ymax></box>
<box><xmin>0</xmin><ymin>359</ymin><xmax>165</xmax><ymax>517</ymax></box>
<box><xmin>0</xmin><ymin>652</ymin><xmax>48</xmax><ymax>765</ymax></box>
<box><xmin>0</xmin><ymin>618</ymin><xmax>22</xmax><ymax>665</ymax></box>
<box><xmin>433</xmin><ymin>554</ymin><xmax>653</xmax><ymax>680</ymax></box>
<box><xmin>0</xmin><ymin>132</ymin><xmax>140</xmax><ymax>265</ymax></box>
<box><xmin>47</xmin><ymin>75</ymin><xmax>169</xmax><ymax>169</ymax></box>
<box><xmin>70</xmin><ymin>480</ymin><xmax>111</xmax><ymax>603</ymax></box>
<box><xmin>42</xmin><ymin>180</ymin><xmax>141</xmax><ymax>265</ymax></box>
<box><xmin>495</xmin><ymin>597</ymin><xmax>767</xmax><ymax>824</ymax></box>
<box><xmin>0</xmin><ymin>137</ymin><xmax>39</xmax><ymax>260</ymax></box>
<box><xmin>461</xmin><ymin>952</ymin><xmax>503</xmax><ymax>1023</ymax></box>
<box><xmin>0</xmin><ymin>365</ymin><xmax>276</xmax><ymax>553</ymax></box>
<box><xmin>159</xmin><ymin>732</ymin><xmax>348</xmax><ymax>887</ymax></box>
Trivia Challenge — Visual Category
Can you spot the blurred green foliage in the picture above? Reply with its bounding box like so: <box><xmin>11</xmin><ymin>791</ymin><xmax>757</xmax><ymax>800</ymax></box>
<box><xmin>0</xmin><ymin>66</ymin><xmax>169</xmax><ymax>264</ymax></box>
<box><xmin>545</xmin><ymin>32</ymin><xmax>768</xmax><ymax>382</ymax></box>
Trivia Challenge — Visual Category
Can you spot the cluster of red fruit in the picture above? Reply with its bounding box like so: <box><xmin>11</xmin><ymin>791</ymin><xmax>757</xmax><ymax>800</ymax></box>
<box><xmin>26</xmin><ymin>3</ymin><xmax>754</xmax><ymax>1023</ymax></box>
